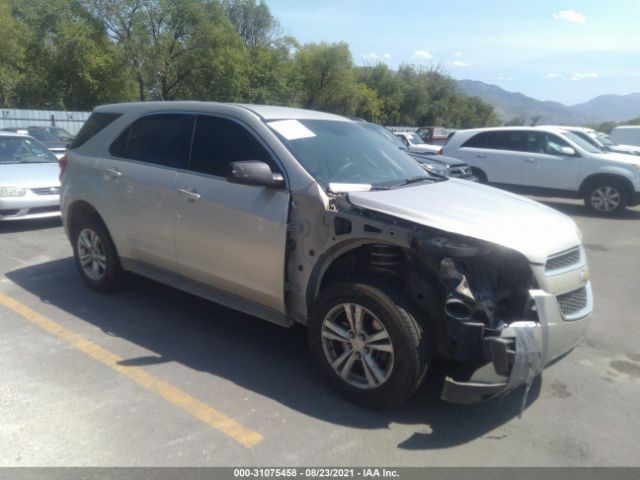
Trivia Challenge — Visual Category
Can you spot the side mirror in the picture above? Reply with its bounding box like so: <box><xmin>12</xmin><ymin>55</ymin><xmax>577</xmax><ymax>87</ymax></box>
<box><xmin>560</xmin><ymin>146</ymin><xmax>576</xmax><ymax>156</ymax></box>
<box><xmin>226</xmin><ymin>161</ymin><xmax>284</xmax><ymax>188</ymax></box>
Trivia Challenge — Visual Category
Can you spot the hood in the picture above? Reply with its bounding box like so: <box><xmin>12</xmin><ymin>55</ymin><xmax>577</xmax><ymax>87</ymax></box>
<box><xmin>610</xmin><ymin>145</ymin><xmax>640</xmax><ymax>155</ymax></box>
<box><xmin>408</xmin><ymin>145</ymin><xmax>442</xmax><ymax>154</ymax></box>
<box><xmin>0</xmin><ymin>162</ymin><xmax>61</xmax><ymax>188</ymax></box>
<box><xmin>410</xmin><ymin>152</ymin><xmax>466</xmax><ymax>167</ymax></box>
<box><xmin>348</xmin><ymin>179</ymin><xmax>579</xmax><ymax>264</ymax></box>
<box><xmin>594</xmin><ymin>151</ymin><xmax>640</xmax><ymax>166</ymax></box>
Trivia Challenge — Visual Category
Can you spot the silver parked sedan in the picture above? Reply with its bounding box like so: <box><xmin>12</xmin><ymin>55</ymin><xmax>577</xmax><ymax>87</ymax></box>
<box><xmin>0</xmin><ymin>132</ymin><xmax>61</xmax><ymax>221</ymax></box>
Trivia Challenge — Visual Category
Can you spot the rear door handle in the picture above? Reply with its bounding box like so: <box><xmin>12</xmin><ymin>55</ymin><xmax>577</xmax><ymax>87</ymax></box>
<box><xmin>524</xmin><ymin>158</ymin><xmax>538</xmax><ymax>163</ymax></box>
<box><xmin>178</xmin><ymin>188</ymin><xmax>201</xmax><ymax>201</ymax></box>
<box><xmin>104</xmin><ymin>168</ymin><xmax>122</xmax><ymax>178</ymax></box>
<box><xmin>476</xmin><ymin>153</ymin><xmax>486</xmax><ymax>158</ymax></box>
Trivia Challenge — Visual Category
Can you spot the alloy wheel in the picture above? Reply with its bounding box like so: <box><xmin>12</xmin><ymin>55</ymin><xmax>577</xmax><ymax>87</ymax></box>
<box><xmin>320</xmin><ymin>303</ymin><xmax>395</xmax><ymax>389</ymax></box>
<box><xmin>77</xmin><ymin>228</ymin><xmax>107</xmax><ymax>281</ymax></box>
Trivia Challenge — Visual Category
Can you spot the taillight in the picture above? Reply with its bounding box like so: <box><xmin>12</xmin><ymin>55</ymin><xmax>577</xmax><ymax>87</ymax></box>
<box><xmin>58</xmin><ymin>154</ymin><xmax>68</xmax><ymax>181</ymax></box>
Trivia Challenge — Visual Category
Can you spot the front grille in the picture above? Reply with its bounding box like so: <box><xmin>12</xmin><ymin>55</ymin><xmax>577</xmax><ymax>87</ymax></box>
<box><xmin>557</xmin><ymin>287</ymin><xmax>587</xmax><ymax>317</ymax></box>
<box><xmin>546</xmin><ymin>247</ymin><xmax>581</xmax><ymax>272</ymax></box>
<box><xmin>450</xmin><ymin>166</ymin><xmax>471</xmax><ymax>177</ymax></box>
<box><xmin>27</xmin><ymin>206</ymin><xmax>59</xmax><ymax>214</ymax></box>
<box><xmin>0</xmin><ymin>209</ymin><xmax>19</xmax><ymax>216</ymax></box>
<box><xmin>31</xmin><ymin>187</ymin><xmax>60</xmax><ymax>196</ymax></box>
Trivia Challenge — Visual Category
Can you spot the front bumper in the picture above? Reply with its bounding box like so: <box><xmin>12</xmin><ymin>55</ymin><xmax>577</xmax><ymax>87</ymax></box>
<box><xmin>441</xmin><ymin>283</ymin><xmax>592</xmax><ymax>404</ymax></box>
<box><xmin>0</xmin><ymin>193</ymin><xmax>60</xmax><ymax>221</ymax></box>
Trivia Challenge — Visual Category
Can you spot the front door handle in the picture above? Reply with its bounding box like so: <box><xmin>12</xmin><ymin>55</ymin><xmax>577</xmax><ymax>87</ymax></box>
<box><xmin>476</xmin><ymin>153</ymin><xmax>486</xmax><ymax>158</ymax></box>
<box><xmin>104</xmin><ymin>168</ymin><xmax>122</xmax><ymax>178</ymax></box>
<box><xmin>178</xmin><ymin>188</ymin><xmax>201</xmax><ymax>202</ymax></box>
<box><xmin>524</xmin><ymin>158</ymin><xmax>538</xmax><ymax>164</ymax></box>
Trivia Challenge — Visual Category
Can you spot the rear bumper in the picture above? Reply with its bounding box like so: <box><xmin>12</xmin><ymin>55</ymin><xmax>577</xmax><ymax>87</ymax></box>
<box><xmin>441</xmin><ymin>284</ymin><xmax>592</xmax><ymax>404</ymax></box>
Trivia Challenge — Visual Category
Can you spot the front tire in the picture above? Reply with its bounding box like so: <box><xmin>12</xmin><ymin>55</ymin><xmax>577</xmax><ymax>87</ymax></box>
<box><xmin>583</xmin><ymin>180</ymin><xmax>628</xmax><ymax>214</ymax></box>
<box><xmin>308</xmin><ymin>280</ymin><xmax>429</xmax><ymax>408</ymax></box>
<box><xmin>71</xmin><ymin>215</ymin><xmax>124</xmax><ymax>292</ymax></box>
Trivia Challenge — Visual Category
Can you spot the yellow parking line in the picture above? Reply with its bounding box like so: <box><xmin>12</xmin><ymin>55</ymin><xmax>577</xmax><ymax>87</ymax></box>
<box><xmin>0</xmin><ymin>291</ymin><xmax>263</xmax><ymax>448</ymax></box>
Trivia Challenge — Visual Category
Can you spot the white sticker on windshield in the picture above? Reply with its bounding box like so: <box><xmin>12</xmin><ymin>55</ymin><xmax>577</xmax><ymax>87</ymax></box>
<box><xmin>269</xmin><ymin>120</ymin><xmax>316</xmax><ymax>140</ymax></box>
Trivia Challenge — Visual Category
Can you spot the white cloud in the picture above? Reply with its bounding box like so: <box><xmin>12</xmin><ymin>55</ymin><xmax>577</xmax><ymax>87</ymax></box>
<box><xmin>552</xmin><ymin>9</ymin><xmax>586</xmax><ymax>24</ymax></box>
<box><xmin>453</xmin><ymin>51</ymin><xmax>463</xmax><ymax>56</ymax></box>
<box><xmin>497</xmin><ymin>76</ymin><xmax>514</xmax><ymax>81</ymax></box>
<box><xmin>632</xmin><ymin>73</ymin><xmax>640</xmax><ymax>77</ymax></box>
<box><xmin>413</xmin><ymin>50</ymin><xmax>433</xmax><ymax>59</ymax></box>
<box><xmin>382</xmin><ymin>53</ymin><xmax>391</xmax><ymax>60</ymax></box>
<box><xmin>452</xmin><ymin>61</ymin><xmax>470</xmax><ymax>67</ymax></box>
<box><xmin>571</xmin><ymin>72</ymin><xmax>599</xmax><ymax>80</ymax></box>
<box><xmin>543</xmin><ymin>73</ymin><xmax>563</xmax><ymax>79</ymax></box>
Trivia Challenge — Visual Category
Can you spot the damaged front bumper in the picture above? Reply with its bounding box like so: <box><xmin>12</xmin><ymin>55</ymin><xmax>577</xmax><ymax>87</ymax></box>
<box><xmin>441</xmin><ymin>283</ymin><xmax>592</xmax><ymax>404</ymax></box>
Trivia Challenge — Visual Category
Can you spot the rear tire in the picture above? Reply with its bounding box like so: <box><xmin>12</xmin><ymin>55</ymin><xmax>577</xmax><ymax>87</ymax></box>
<box><xmin>583</xmin><ymin>180</ymin><xmax>628</xmax><ymax>214</ymax></box>
<box><xmin>308</xmin><ymin>279</ymin><xmax>429</xmax><ymax>408</ymax></box>
<box><xmin>71</xmin><ymin>215</ymin><xmax>124</xmax><ymax>292</ymax></box>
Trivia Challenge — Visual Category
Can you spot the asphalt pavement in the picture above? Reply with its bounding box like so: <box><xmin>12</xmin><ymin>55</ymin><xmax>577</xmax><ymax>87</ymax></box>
<box><xmin>0</xmin><ymin>198</ymin><xmax>639</xmax><ymax>466</ymax></box>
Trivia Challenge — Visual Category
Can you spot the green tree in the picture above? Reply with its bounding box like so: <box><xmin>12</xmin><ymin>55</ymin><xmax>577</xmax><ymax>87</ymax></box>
<box><xmin>7</xmin><ymin>0</ymin><xmax>132</xmax><ymax>109</ymax></box>
<box><xmin>292</xmin><ymin>42</ymin><xmax>357</xmax><ymax>114</ymax></box>
<box><xmin>222</xmin><ymin>0</ymin><xmax>280</xmax><ymax>49</ymax></box>
<box><xmin>85</xmin><ymin>0</ymin><xmax>248</xmax><ymax>101</ymax></box>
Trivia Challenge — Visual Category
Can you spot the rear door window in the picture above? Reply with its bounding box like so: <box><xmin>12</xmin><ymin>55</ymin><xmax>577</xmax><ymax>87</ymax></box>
<box><xmin>187</xmin><ymin>115</ymin><xmax>280</xmax><ymax>177</ymax></box>
<box><xmin>110</xmin><ymin>114</ymin><xmax>194</xmax><ymax>168</ymax></box>
<box><xmin>461</xmin><ymin>132</ymin><xmax>489</xmax><ymax>148</ymax></box>
<box><xmin>486</xmin><ymin>131</ymin><xmax>528</xmax><ymax>152</ymax></box>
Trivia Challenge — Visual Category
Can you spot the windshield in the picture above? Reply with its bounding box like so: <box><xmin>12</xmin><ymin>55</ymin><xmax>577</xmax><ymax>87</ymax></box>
<box><xmin>49</xmin><ymin>127</ymin><xmax>74</xmax><ymax>141</ymax></box>
<box><xmin>360</xmin><ymin>122</ymin><xmax>406</xmax><ymax>149</ymax></box>
<box><xmin>268</xmin><ymin>119</ymin><xmax>431</xmax><ymax>188</ymax></box>
<box><xmin>0</xmin><ymin>137</ymin><xmax>58</xmax><ymax>163</ymax></box>
<box><xmin>28</xmin><ymin>129</ymin><xmax>60</xmax><ymax>142</ymax></box>
<box><xmin>561</xmin><ymin>131</ymin><xmax>604</xmax><ymax>154</ymax></box>
<box><xmin>404</xmin><ymin>132</ymin><xmax>425</xmax><ymax>145</ymax></box>
<box><xmin>595</xmin><ymin>132</ymin><xmax>613</xmax><ymax>146</ymax></box>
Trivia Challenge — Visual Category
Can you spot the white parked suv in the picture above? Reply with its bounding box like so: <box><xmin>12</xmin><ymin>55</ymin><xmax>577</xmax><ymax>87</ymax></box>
<box><xmin>444</xmin><ymin>126</ymin><xmax>640</xmax><ymax>214</ymax></box>
<box><xmin>61</xmin><ymin>103</ymin><xmax>592</xmax><ymax>408</ymax></box>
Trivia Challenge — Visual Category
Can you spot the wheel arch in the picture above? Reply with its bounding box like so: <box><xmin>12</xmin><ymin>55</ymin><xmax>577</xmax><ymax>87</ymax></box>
<box><xmin>578</xmin><ymin>173</ymin><xmax>634</xmax><ymax>197</ymax></box>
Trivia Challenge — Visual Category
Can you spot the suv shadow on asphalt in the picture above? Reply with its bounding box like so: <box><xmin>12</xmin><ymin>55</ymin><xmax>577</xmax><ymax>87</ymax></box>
<box><xmin>6</xmin><ymin>257</ymin><xmax>541</xmax><ymax>450</ymax></box>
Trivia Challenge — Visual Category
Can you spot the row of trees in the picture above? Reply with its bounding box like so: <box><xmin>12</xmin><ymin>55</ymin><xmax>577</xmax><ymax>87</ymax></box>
<box><xmin>0</xmin><ymin>0</ymin><xmax>498</xmax><ymax>127</ymax></box>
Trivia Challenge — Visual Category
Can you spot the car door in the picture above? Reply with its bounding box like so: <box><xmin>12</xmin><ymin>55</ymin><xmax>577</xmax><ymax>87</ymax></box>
<box><xmin>174</xmin><ymin>115</ymin><xmax>290</xmax><ymax>315</ymax></box>
<box><xmin>101</xmin><ymin>113</ymin><xmax>193</xmax><ymax>274</ymax></box>
<box><xmin>458</xmin><ymin>131</ymin><xmax>526</xmax><ymax>185</ymax></box>
<box><xmin>521</xmin><ymin>131</ymin><xmax>583</xmax><ymax>190</ymax></box>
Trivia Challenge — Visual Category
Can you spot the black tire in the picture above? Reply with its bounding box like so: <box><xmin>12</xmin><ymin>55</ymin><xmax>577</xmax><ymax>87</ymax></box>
<box><xmin>71</xmin><ymin>215</ymin><xmax>124</xmax><ymax>292</ymax></box>
<box><xmin>308</xmin><ymin>279</ymin><xmax>429</xmax><ymax>408</ymax></box>
<box><xmin>471</xmin><ymin>168</ymin><xmax>488</xmax><ymax>183</ymax></box>
<box><xmin>583</xmin><ymin>179</ymin><xmax>629</xmax><ymax>214</ymax></box>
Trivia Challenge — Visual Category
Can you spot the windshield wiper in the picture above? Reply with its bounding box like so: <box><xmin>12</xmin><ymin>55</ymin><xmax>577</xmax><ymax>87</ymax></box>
<box><xmin>387</xmin><ymin>176</ymin><xmax>435</xmax><ymax>189</ymax></box>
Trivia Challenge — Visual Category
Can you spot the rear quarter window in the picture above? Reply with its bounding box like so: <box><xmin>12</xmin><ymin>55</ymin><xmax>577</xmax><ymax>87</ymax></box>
<box><xmin>69</xmin><ymin>112</ymin><xmax>121</xmax><ymax>149</ymax></box>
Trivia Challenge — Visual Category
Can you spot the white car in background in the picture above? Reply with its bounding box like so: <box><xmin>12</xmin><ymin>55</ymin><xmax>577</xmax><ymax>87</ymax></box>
<box><xmin>610</xmin><ymin>126</ymin><xmax>640</xmax><ymax>148</ymax></box>
<box><xmin>0</xmin><ymin>132</ymin><xmax>61</xmax><ymax>220</ymax></box>
<box><xmin>393</xmin><ymin>131</ymin><xmax>443</xmax><ymax>154</ymax></box>
<box><xmin>443</xmin><ymin>126</ymin><xmax>640</xmax><ymax>214</ymax></box>
<box><xmin>539</xmin><ymin>125</ymin><xmax>640</xmax><ymax>156</ymax></box>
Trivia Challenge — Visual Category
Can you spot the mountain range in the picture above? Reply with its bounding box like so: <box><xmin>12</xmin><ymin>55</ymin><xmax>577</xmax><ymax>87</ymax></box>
<box><xmin>456</xmin><ymin>79</ymin><xmax>640</xmax><ymax>126</ymax></box>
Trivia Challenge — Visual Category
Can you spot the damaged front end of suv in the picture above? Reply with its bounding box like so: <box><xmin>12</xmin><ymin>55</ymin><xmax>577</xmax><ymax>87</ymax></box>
<box><xmin>287</xmin><ymin>182</ymin><xmax>592</xmax><ymax>407</ymax></box>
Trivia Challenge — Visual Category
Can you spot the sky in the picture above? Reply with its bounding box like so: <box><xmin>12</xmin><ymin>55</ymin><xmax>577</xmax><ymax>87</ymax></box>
<box><xmin>267</xmin><ymin>0</ymin><xmax>640</xmax><ymax>105</ymax></box>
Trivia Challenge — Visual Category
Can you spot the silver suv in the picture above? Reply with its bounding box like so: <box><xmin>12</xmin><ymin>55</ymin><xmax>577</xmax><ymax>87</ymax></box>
<box><xmin>61</xmin><ymin>102</ymin><xmax>592</xmax><ymax>408</ymax></box>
